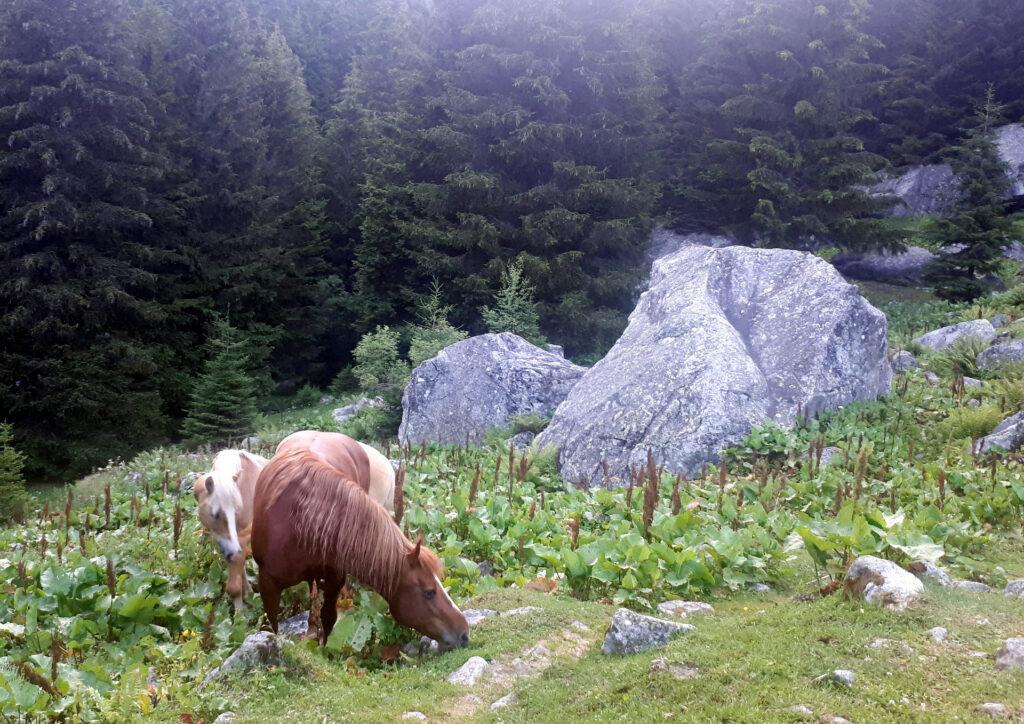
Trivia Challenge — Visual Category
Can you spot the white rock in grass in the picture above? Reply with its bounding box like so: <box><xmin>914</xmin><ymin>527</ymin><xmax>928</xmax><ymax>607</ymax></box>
<box><xmin>401</xmin><ymin>713</ymin><xmax>428</xmax><ymax>721</ymax></box>
<box><xmin>503</xmin><ymin>606</ymin><xmax>542</xmax><ymax>617</ymax></box>
<box><xmin>448</xmin><ymin>656</ymin><xmax>489</xmax><ymax>686</ymax></box>
<box><xmin>212</xmin><ymin>714</ymin><xmax>237</xmax><ymax>724</ymax></box>
<box><xmin>649</xmin><ymin>657</ymin><xmax>699</xmax><ymax>680</ymax></box>
<box><xmin>814</xmin><ymin>669</ymin><xmax>855</xmax><ymax>687</ymax></box>
<box><xmin>785</xmin><ymin>705</ymin><xmax>814</xmax><ymax>718</ymax></box>
<box><xmin>656</xmin><ymin>600</ymin><xmax>714</xmax><ymax>618</ymax></box>
<box><xmin>490</xmin><ymin>693</ymin><xmax>516</xmax><ymax>711</ymax></box>
<box><xmin>462</xmin><ymin>609</ymin><xmax>497</xmax><ymax>625</ymax></box>
<box><xmin>952</xmin><ymin>580</ymin><xmax>992</xmax><ymax>593</ymax></box>
<box><xmin>1004</xmin><ymin>580</ymin><xmax>1024</xmax><ymax>599</ymax></box>
<box><xmin>914</xmin><ymin>320</ymin><xmax>996</xmax><ymax>351</ymax></box>
<box><xmin>845</xmin><ymin>556</ymin><xmax>924</xmax><ymax>612</ymax></box>
<box><xmin>601</xmin><ymin>608</ymin><xmax>694</xmax><ymax>655</ymax></box>
<box><xmin>923</xmin><ymin>371</ymin><xmax>940</xmax><ymax>383</ymax></box>
<box><xmin>908</xmin><ymin>560</ymin><xmax>952</xmax><ymax>587</ymax></box>
<box><xmin>203</xmin><ymin>632</ymin><xmax>281</xmax><ymax>685</ymax></box>
<box><xmin>995</xmin><ymin>638</ymin><xmax>1024</xmax><ymax>672</ymax></box>
<box><xmin>979</xmin><ymin>703</ymin><xmax>1009</xmax><ymax>719</ymax></box>
<box><xmin>928</xmin><ymin>627</ymin><xmax>948</xmax><ymax>643</ymax></box>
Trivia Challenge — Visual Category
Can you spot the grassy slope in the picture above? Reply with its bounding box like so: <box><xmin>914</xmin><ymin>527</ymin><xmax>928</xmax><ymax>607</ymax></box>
<box><xmin>216</xmin><ymin>563</ymin><xmax>1024</xmax><ymax>723</ymax></box>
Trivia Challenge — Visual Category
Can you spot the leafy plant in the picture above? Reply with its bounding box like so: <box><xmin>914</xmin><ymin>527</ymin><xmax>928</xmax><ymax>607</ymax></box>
<box><xmin>0</xmin><ymin>423</ymin><xmax>28</xmax><ymax>523</ymax></box>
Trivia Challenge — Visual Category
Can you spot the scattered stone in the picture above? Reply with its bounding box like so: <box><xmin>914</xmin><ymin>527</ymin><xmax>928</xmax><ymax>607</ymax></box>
<box><xmin>818</xmin><ymin>447</ymin><xmax>842</xmax><ymax>467</ymax></box>
<box><xmin>123</xmin><ymin>471</ymin><xmax>142</xmax><ymax>484</ymax></box>
<box><xmin>332</xmin><ymin>396</ymin><xmax>384</xmax><ymax>425</ymax></box>
<box><xmin>569</xmin><ymin>620</ymin><xmax>591</xmax><ymax>632</ymax></box>
<box><xmin>991</xmin><ymin>314</ymin><xmax>1010</xmax><ymax>329</ymax></box>
<box><xmin>970</xmin><ymin>650</ymin><xmax>990</xmax><ymax>658</ymax></box>
<box><xmin>503</xmin><ymin>606</ymin><xmax>542</xmax><ymax>617</ymax></box>
<box><xmin>785</xmin><ymin>705</ymin><xmax>814</xmax><ymax>718</ymax></box>
<box><xmin>401</xmin><ymin>713</ymin><xmax>428</xmax><ymax>721</ymax></box>
<box><xmin>601</xmin><ymin>608</ymin><xmax>694</xmax><ymax>656</ymax></box>
<box><xmin>845</xmin><ymin>556</ymin><xmax>924</xmax><ymax>612</ymax></box>
<box><xmin>463</xmin><ymin>609</ymin><xmax>498</xmax><ymax>626</ymax></box>
<box><xmin>277</xmin><ymin>611</ymin><xmax>310</xmax><ymax>639</ymax></box>
<box><xmin>1004</xmin><ymin>580</ymin><xmax>1024</xmax><ymax>599</ymax></box>
<box><xmin>476</xmin><ymin>561</ymin><xmax>495</xmax><ymax>577</ymax></box>
<box><xmin>509</xmin><ymin>431</ymin><xmax>536</xmax><ymax>449</ymax></box>
<box><xmin>952</xmin><ymin>580</ymin><xmax>992</xmax><ymax>593</ymax></box>
<box><xmin>978</xmin><ymin>412</ymin><xmax>1024</xmax><ymax>454</ymax></box>
<box><xmin>656</xmin><ymin>600</ymin><xmax>714</xmax><ymax>618</ymax></box>
<box><xmin>749</xmin><ymin>583</ymin><xmax>772</xmax><ymax>594</ymax></box>
<box><xmin>963</xmin><ymin>376</ymin><xmax>983</xmax><ymax>388</ymax></box>
<box><xmin>649</xmin><ymin>657</ymin><xmax>699</xmax><ymax>680</ymax></box>
<box><xmin>203</xmin><ymin>632</ymin><xmax>281</xmax><ymax>685</ymax></box>
<box><xmin>967</xmin><ymin>399</ymin><xmax>981</xmax><ymax>407</ymax></box>
<box><xmin>490</xmin><ymin>693</ymin><xmax>516</xmax><ymax>711</ymax></box>
<box><xmin>928</xmin><ymin>627</ymin><xmax>948</xmax><ymax>643</ymax></box>
<box><xmin>924</xmin><ymin>371</ymin><xmax>940</xmax><ymax>383</ymax></box>
<box><xmin>979</xmin><ymin>703</ymin><xmax>1009</xmax><ymax>719</ymax></box>
<box><xmin>914</xmin><ymin>319</ymin><xmax>996</xmax><ymax>351</ymax></box>
<box><xmin>908</xmin><ymin>560</ymin><xmax>952</xmax><ymax>587</ymax></box>
<box><xmin>814</xmin><ymin>669</ymin><xmax>855</xmax><ymax>687</ymax></box>
<box><xmin>448</xmin><ymin>656</ymin><xmax>490</xmax><ymax>686</ymax></box>
<box><xmin>537</xmin><ymin>246</ymin><xmax>891</xmax><ymax>485</ymax></box>
<box><xmin>828</xmin><ymin>717</ymin><xmax>852</xmax><ymax>724</ymax></box>
<box><xmin>833</xmin><ymin>246</ymin><xmax>938</xmax><ymax>285</ymax></box>
<box><xmin>995</xmin><ymin>638</ymin><xmax>1024</xmax><ymax>671</ymax></box>
<box><xmin>212</xmin><ymin>714</ymin><xmax>237</xmax><ymax>724</ymax></box>
<box><xmin>891</xmin><ymin>350</ymin><xmax>918</xmax><ymax>371</ymax></box>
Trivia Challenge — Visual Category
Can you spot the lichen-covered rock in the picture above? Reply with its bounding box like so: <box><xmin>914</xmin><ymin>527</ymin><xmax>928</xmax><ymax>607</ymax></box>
<box><xmin>891</xmin><ymin>351</ymin><xmax>918</xmax><ymax>372</ymax></box>
<box><xmin>914</xmin><ymin>320</ymin><xmax>996</xmax><ymax>351</ymax></box>
<box><xmin>928</xmin><ymin>626</ymin><xmax>949</xmax><ymax>643</ymax></box>
<box><xmin>953</xmin><ymin>580</ymin><xmax>992</xmax><ymax>593</ymax></box>
<box><xmin>908</xmin><ymin>560</ymin><xmax>952</xmax><ymax>587</ymax></box>
<box><xmin>399</xmin><ymin>333</ymin><xmax>585</xmax><ymax>446</ymax></box>
<box><xmin>1005</xmin><ymin>580</ymin><xmax>1024</xmax><ymax>599</ymax></box>
<box><xmin>977</xmin><ymin>341</ymin><xmax>1024</xmax><ymax>370</ymax></box>
<box><xmin>844</xmin><ymin>556</ymin><xmax>924</xmax><ymax>612</ymax></box>
<box><xmin>868</xmin><ymin>164</ymin><xmax>962</xmax><ymax>217</ymax></box>
<box><xmin>991</xmin><ymin>314</ymin><xmax>1010</xmax><ymax>329</ymax></box>
<box><xmin>601</xmin><ymin>608</ymin><xmax>694</xmax><ymax>655</ymax></box>
<box><xmin>979</xmin><ymin>703</ymin><xmax>1009</xmax><ymax>719</ymax></box>
<box><xmin>978</xmin><ymin>412</ymin><xmax>1024</xmax><ymax>454</ymax></box>
<box><xmin>995</xmin><ymin>638</ymin><xmax>1024</xmax><ymax>671</ymax></box>
<box><xmin>647</xmin><ymin>226</ymin><xmax>733</xmax><ymax>264</ymax></box>
<box><xmin>463</xmin><ymin>609</ymin><xmax>497</xmax><ymax>626</ymax></box>
<box><xmin>448</xmin><ymin>656</ymin><xmax>489</xmax><ymax>685</ymax></box>
<box><xmin>203</xmin><ymin>632</ymin><xmax>281</xmax><ymax>684</ymax></box>
<box><xmin>656</xmin><ymin>600</ymin><xmax>714</xmax><ymax>618</ymax></box>
<box><xmin>538</xmin><ymin>246</ymin><xmax>891</xmax><ymax>485</ymax></box>
<box><xmin>832</xmin><ymin>246</ymin><xmax>937</xmax><ymax>285</ymax></box>
<box><xmin>277</xmin><ymin>611</ymin><xmax>310</xmax><ymax>639</ymax></box>
<box><xmin>813</xmin><ymin>669</ymin><xmax>855</xmax><ymax>687</ymax></box>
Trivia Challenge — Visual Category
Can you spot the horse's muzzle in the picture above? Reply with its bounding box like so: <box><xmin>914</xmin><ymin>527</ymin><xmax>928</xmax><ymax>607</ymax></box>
<box><xmin>439</xmin><ymin>630</ymin><xmax>470</xmax><ymax>651</ymax></box>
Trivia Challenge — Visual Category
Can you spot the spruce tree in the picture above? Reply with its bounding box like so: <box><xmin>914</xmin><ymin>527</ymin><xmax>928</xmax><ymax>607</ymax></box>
<box><xmin>480</xmin><ymin>261</ymin><xmax>546</xmax><ymax>345</ymax></box>
<box><xmin>180</xmin><ymin>320</ymin><xmax>259</xmax><ymax>446</ymax></box>
<box><xmin>0</xmin><ymin>424</ymin><xmax>29</xmax><ymax>523</ymax></box>
<box><xmin>924</xmin><ymin>86</ymin><xmax>1014</xmax><ymax>302</ymax></box>
<box><xmin>408</xmin><ymin>282</ymin><xmax>468</xmax><ymax>367</ymax></box>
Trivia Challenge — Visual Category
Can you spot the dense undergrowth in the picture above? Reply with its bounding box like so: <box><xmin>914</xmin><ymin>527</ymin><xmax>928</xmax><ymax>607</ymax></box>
<box><xmin>4</xmin><ymin>292</ymin><xmax>1024</xmax><ymax>719</ymax></box>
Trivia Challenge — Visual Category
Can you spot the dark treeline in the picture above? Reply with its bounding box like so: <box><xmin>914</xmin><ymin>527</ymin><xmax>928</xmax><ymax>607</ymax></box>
<box><xmin>2</xmin><ymin>0</ymin><xmax>1023</xmax><ymax>478</ymax></box>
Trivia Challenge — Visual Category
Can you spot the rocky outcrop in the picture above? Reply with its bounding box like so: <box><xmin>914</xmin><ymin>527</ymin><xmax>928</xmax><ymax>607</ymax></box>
<box><xmin>832</xmin><ymin>246</ymin><xmax>937</xmax><ymax>285</ymax></box>
<box><xmin>399</xmin><ymin>333</ymin><xmax>585</xmax><ymax>446</ymax></box>
<box><xmin>844</xmin><ymin>556</ymin><xmax>924</xmax><ymax>612</ymax></box>
<box><xmin>977</xmin><ymin>341</ymin><xmax>1024</xmax><ymax>370</ymax></box>
<box><xmin>203</xmin><ymin>632</ymin><xmax>281</xmax><ymax>685</ymax></box>
<box><xmin>977</xmin><ymin>412</ymin><xmax>1024</xmax><ymax>454</ymax></box>
<box><xmin>997</xmin><ymin>124</ymin><xmax>1024</xmax><ymax>197</ymax></box>
<box><xmin>601</xmin><ymin>608</ymin><xmax>694</xmax><ymax>655</ymax></box>
<box><xmin>647</xmin><ymin>226</ymin><xmax>733</xmax><ymax>265</ymax></box>
<box><xmin>868</xmin><ymin>164</ymin><xmax>961</xmax><ymax>217</ymax></box>
<box><xmin>914</xmin><ymin>320</ymin><xmax>996</xmax><ymax>351</ymax></box>
<box><xmin>538</xmin><ymin>246</ymin><xmax>890</xmax><ymax>485</ymax></box>
<box><xmin>891</xmin><ymin>351</ymin><xmax>918</xmax><ymax>372</ymax></box>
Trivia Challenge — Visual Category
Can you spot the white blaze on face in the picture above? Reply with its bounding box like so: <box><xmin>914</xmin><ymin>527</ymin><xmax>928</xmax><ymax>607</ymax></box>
<box><xmin>434</xmin><ymin>574</ymin><xmax>462</xmax><ymax>615</ymax></box>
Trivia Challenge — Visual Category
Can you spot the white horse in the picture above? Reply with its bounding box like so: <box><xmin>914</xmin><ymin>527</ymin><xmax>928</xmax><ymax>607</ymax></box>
<box><xmin>193</xmin><ymin>449</ymin><xmax>268</xmax><ymax>609</ymax></box>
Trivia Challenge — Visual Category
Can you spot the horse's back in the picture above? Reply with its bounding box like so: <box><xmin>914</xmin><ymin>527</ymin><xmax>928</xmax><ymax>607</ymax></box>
<box><xmin>275</xmin><ymin>431</ymin><xmax>392</xmax><ymax>508</ymax></box>
<box><xmin>358</xmin><ymin>442</ymin><xmax>395</xmax><ymax>512</ymax></box>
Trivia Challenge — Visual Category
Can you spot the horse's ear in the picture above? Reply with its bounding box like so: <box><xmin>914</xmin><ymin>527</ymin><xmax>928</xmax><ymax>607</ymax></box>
<box><xmin>407</xmin><ymin>531</ymin><xmax>423</xmax><ymax>565</ymax></box>
<box><xmin>205</xmin><ymin>476</ymin><xmax>215</xmax><ymax>494</ymax></box>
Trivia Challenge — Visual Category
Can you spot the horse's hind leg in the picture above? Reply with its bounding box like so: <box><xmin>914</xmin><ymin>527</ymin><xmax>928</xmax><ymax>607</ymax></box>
<box><xmin>257</xmin><ymin>568</ymin><xmax>281</xmax><ymax>633</ymax></box>
<box><xmin>319</xmin><ymin>576</ymin><xmax>345</xmax><ymax>646</ymax></box>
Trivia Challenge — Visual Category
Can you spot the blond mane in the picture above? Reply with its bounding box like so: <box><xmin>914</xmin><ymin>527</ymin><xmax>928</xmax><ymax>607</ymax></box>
<box><xmin>259</xmin><ymin>450</ymin><xmax>440</xmax><ymax>599</ymax></box>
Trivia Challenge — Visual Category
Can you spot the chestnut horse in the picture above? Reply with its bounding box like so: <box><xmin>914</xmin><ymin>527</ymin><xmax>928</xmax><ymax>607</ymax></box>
<box><xmin>193</xmin><ymin>449</ymin><xmax>268</xmax><ymax>609</ymax></box>
<box><xmin>275</xmin><ymin>430</ymin><xmax>395</xmax><ymax>511</ymax></box>
<box><xmin>252</xmin><ymin>450</ymin><xmax>469</xmax><ymax>649</ymax></box>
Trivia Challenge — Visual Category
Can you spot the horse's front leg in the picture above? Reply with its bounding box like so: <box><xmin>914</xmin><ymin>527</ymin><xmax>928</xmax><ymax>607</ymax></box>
<box><xmin>319</xmin><ymin>575</ymin><xmax>345</xmax><ymax>646</ymax></box>
<box><xmin>226</xmin><ymin>552</ymin><xmax>248</xmax><ymax>611</ymax></box>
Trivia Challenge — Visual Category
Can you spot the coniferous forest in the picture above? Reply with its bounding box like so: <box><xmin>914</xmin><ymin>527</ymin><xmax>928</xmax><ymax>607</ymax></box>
<box><xmin>3</xmin><ymin>0</ymin><xmax>1024</xmax><ymax>479</ymax></box>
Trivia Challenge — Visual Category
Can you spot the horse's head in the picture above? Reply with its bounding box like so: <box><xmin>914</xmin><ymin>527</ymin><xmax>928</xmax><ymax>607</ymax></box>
<box><xmin>193</xmin><ymin>470</ymin><xmax>242</xmax><ymax>559</ymax></box>
<box><xmin>388</xmin><ymin>534</ymin><xmax>469</xmax><ymax>651</ymax></box>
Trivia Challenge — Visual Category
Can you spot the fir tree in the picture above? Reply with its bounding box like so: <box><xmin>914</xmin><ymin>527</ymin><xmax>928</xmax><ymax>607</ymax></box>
<box><xmin>0</xmin><ymin>423</ymin><xmax>29</xmax><ymax>523</ymax></box>
<box><xmin>180</xmin><ymin>320</ymin><xmax>259</xmax><ymax>446</ymax></box>
<box><xmin>352</xmin><ymin>325</ymin><xmax>409</xmax><ymax>388</ymax></box>
<box><xmin>408</xmin><ymin>282</ymin><xmax>468</xmax><ymax>367</ymax></box>
<box><xmin>480</xmin><ymin>261</ymin><xmax>545</xmax><ymax>345</ymax></box>
<box><xmin>924</xmin><ymin>86</ymin><xmax>1014</xmax><ymax>302</ymax></box>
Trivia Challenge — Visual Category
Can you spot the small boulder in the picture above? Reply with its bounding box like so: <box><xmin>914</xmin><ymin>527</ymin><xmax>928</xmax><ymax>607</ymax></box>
<box><xmin>963</xmin><ymin>376</ymin><xmax>983</xmax><ymax>388</ymax></box>
<box><xmin>953</xmin><ymin>580</ymin><xmax>992</xmax><ymax>593</ymax></box>
<box><xmin>979</xmin><ymin>703</ymin><xmax>1009</xmax><ymax>719</ymax></box>
<box><xmin>978</xmin><ymin>340</ymin><xmax>1024</xmax><ymax>370</ymax></box>
<box><xmin>891</xmin><ymin>351</ymin><xmax>918</xmax><ymax>372</ymax></box>
<box><xmin>212</xmin><ymin>714</ymin><xmax>237</xmax><ymax>724</ymax></box>
<box><xmin>502</xmin><ymin>606</ymin><xmax>542</xmax><ymax>617</ymax></box>
<box><xmin>332</xmin><ymin>397</ymin><xmax>384</xmax><ymax>425</ymax></box>
<box><xmin>978</xmin><ymin>412</ymin><xmax>1024</xmax><ymax>454</ymax></box>
<box><xmin>401</xmin><ymin>713</ymin><xmax>428</xmax><ymax>721</ymax></box>
<box><xmin>867</xmin><ymin>163</ymin><xmax>961</xmax><ymax>217</ymax></box>
<box><xmin>448</xmin><ymin>656</ymin><xmax>489</xmax><ymax>686</ymax></box>
<box><xmin>463</xmin><ymin>609</ymin><xmax>497</xmax><ymax>626</ymax></box>
<box><xmin>1004</xmin><ymin>580</ymin><xmax>1024</xmax><ymax>599</ymax></box>
<box><xmin>749</xmin><ymin>583</ymin><xmax>772</xmax><ymax>594</ymax></box>
<box><xmin>991</xmin><ymin>314</ymin><xmax>1010</xmax><ymax>329</ymax></box>
<box><xmin>813</xmin><ymin>669</ymin><xmax>855</xmax><ymax>687</ymax></box>
<box><xmin>509</xmin><ymin>431</ymin><xmax>536</xmax><ymax>449</ymax></box>
<box><xmin>923</xmin><ymin>371</ymin><xmax>940</xmax><ymax>383</ymax></box>
<box><xmin>914</xmin><ymin>320</ymin><xmax>996</xmax><ymax>351</ymax></box>
<box><xmin>656</xmin><ymin>600</ymin><xmax>714</xmax><ymax>618</ymax></box>
<box><xmin>819</xmin><ymin>447</ymin><xmax>842</xmax><ymax>467</ymax></box>
<box><xmin>995</xmin><ymin>638</ymin><xmax>1024</xmax><ymax>671</ymax></box>
<box><xmin>203</xmin><ymin>632</ymin><xmax>281</xmax><ymax>685</ymax></box>
<box><xmin>928</xmin><ymin>627</ymin><xmax>948</xmax><ymax>643</ymax></box>
<box><xmin>649</xmin><ymin>657</ymin><xmax>699</xmax><ymax>680</ymax></box>
<box><xmin>832</xmin><ymin>246</ymin><xmax>937</xmax><ymax>285</ymax></box>
<box><xmin>908</xmin><ymin>560</ymin><xmax>952</xmax><ymax>587</ymax></box>
<box><xmin>785</xmin><ymin>705</ymin><xmax>814</xmax><ymax>718</ymax></box>
<box><xmin>277</xmin><ymin>611</ymin><xmax>310</xmax><ymax>639</ymax></box>
<box><xmin>601</xmin><ymin>608</ymin><xmax>694</xmax><ymax>655</ymax></box>
<box><xmin>402</xmin><ymin>636</ymin><xmax>440</xmax><ymax>657</ymax></box>
<box><xmin>490</xmin><ymin>693</ymin><xmax>516</xmax><ymax>711</ymax></box>
<box><xmin>844</xmin><ymin>556</ymin><xmax>924</xmax><ymax>612</ymax></box>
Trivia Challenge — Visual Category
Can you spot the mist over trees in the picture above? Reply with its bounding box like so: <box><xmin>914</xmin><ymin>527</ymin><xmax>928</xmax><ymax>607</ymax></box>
<box><xmin>3</xmin><ymin>0</ymin><xmax>1023</xmax><ymax>477</ymax></box>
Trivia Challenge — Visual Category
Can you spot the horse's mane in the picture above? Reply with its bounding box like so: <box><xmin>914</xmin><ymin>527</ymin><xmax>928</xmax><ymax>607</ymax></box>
<box><xmin>259</xmin><ymin>450</ymin><xmax>440</xmax><ymax>599</ymax></box>
<box><xmin>208</xmin><ymin>450</ymin><xmax>246</xmax><ymax>512</ymax></box>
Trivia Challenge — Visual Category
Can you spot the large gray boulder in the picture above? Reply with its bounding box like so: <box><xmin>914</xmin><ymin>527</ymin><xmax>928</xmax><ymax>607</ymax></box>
<box><xmin>977</xmin><ymin>341</ymin><xmax>1024</xmax><ymax>370</ymax></box>
<box><xmin>537</xmin><ymin>246</ymin><xmax>891</xmax><ymax>485</ymax></box>
<box><xmin>868</xmin><ymin>164</ymin><xmax>961</xmax><ymax>217</ymax></box>
<box><xmin>831</xmin><ymin>246</ymin><xmax>937</xmax><ymax>285</ymax></box>
<box><xmin>995</xmin><ymin>638</ymin><xmax>1024</xmax><ymax>672</ymax></box>
<box><xmin>601</xmin><ymin>608</ymin><xmax>694</xmax><ymax>655</ymax></box>
<box><xmin>996</xmin><ymin>124</ymin><xmax>1024</xmax><ymax>197</ymax></box>
<box><xmin>648</xmin><ymin>226</ymin><xmax>733</xmax><ymax>264</ymax></box>
<box><xmin>399</xmin><ymin>333</ymin><xmax>585</xmax><ymax>446</ymax></box>
<box><xmin>977</xmin><ymin>412</ymin><xmax>1024</xmax><ymax>454</ymax></box>
<box><xmin>844</xmin><ymin>556</ymin><xmax>924</xmax><ymax>612</ymax></box>
<box><xmin>914</xmin><ymin>320</ymin><xmax>996</xmax><ymax>351</ymax></box>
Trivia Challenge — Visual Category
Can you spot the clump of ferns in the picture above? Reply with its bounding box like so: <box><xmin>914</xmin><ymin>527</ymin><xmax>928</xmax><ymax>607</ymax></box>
<box><xmin>930</xmin><ymin>337</ymin><xmax>988</xmax><ymax>379</ymax></box>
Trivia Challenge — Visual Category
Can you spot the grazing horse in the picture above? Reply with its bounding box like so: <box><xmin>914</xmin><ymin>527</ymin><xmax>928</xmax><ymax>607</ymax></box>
<box><xmin>193</xmin><ymin>449</ymin><xmax>268</xmax><ymax>610</ymax></box>
<box><xmin>275</xmin><ymin>430</ymin><xmax>395</xmax><ymax>511</ymax></box>
<box><xmin>252</xmin><ymin>449</ymin><xmax>469</xmax><ymax>650</ymax></box>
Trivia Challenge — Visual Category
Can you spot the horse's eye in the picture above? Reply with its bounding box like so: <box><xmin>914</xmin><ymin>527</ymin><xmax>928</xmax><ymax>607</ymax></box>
<box><xmin>423</xmin><ymin>589</ymin><xmax>436</xmax><ymax>600</ymax></box>
<box><xmin>213</xmin><ymin>512</ymin><xmax>220</xmax><ymax>521</ymax></box>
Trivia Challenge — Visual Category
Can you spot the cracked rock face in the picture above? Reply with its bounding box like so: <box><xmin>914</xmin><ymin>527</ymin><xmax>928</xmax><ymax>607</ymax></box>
<box><xmin>399</xmin><ymin>333</ymin><xmax>585</xmax><ymax>446</ymax></box>
<box><xmin>538</xmin><ymin>246</ymin><xmax>890</xmax><ymax>485</ymax></box>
